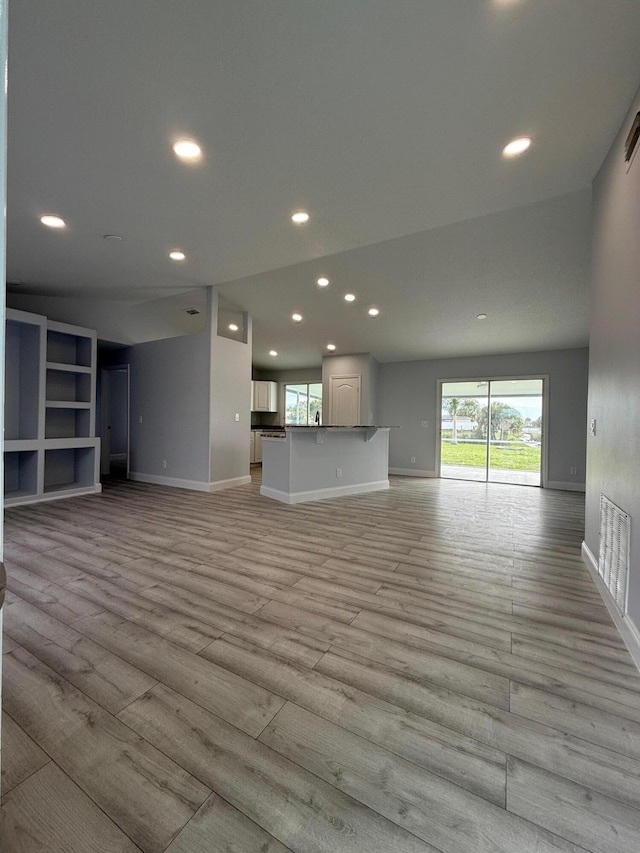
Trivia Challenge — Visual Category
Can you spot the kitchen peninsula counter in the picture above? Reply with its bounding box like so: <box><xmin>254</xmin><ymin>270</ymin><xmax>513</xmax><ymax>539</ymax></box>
<box><xmin>260</xmin><ymin>425</ymin><xmax>396</xmax><ymax>504</ymax></box>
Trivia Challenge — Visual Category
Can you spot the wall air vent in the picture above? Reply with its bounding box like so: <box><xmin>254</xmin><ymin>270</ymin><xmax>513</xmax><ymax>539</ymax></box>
<box><xmin>185</xmin><ymin>308</ymin><xmax>200</xmax><ymax>315</ymax></box>
<box><xmin>598</xmin><ymin>494</ymin><xmax>631</xmax><ymax>614</ymax></box>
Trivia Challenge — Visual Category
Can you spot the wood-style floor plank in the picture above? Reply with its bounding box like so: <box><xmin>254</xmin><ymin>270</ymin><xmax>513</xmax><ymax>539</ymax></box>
<box><xmin>3</xmin><ymin>475</ymin><xmax>639</xmax><ymax>853</ymax></box>
<box><xmin>315</xmin><ymin>646</ymin><xmax>640</xmax><ymax>809</ymax></box>
<box><xmin>165</xmin><ymin>792</ymin><xmax>294</xmax><ymax>853</ymax></box>
<box><xmin>142</xmin><ymin>580</ymin><xmax>329</xmax><ymax>667</ymax></box>
<box><xmin>4</xmin><ymin>594</ymin><xmax>157</xmax><ymax>714</ymax></box>
<box><xmin>119</xmin><ymin>683</ymin><xmax>440</xmax><ymax>853</ymax></box>
<box><xmin>200</xmin><ymin>635</ymin><xmax>506</xmax><ymax>805</ymax></box>
<box><xmin>3</xmin><ymin>647</ymin><xmax>210</xmax><ymax>853</ymax></box>
<box><xmin>1</xmin><ymin>712</ymin><xmax>50</xmax><ymax>795</ymax></box>
<box><xmin>260</xmin><ymin>702</ymin><xmax>583</xmax><ymax>853</ymax></box>
<box><xmin>72</xmin><ymin>608</ymin><xmax>286</xmax><ymax>736</ymax></box>
<box><xmin>1</xmin><ymin>763</ymin><xmax>140</xmax><ymax>853</ymax></box>
<box><xmin>506</xmin><ymin>758</ymin><xmax>640</xmax><ymax>853</ymax></box>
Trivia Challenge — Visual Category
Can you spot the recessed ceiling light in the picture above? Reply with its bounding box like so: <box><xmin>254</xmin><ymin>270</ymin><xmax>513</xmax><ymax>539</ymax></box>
<box><xmin>291</xmin><ymin>210</ymin><xmax>310</xmax><ymax>225</ymax></box>
<box><xmin>368</xmin><ymin>307</ymin><xmax>380</xmax><ymax>317</ymax></box>
<box><xmin>317</xmin><ymin>277</ymin><xmax>330</xmax><ymax>287</ymax></box>
<box><xmin>269</xmin><ymin>350</ymin><xmax>278</xmax><ymax>357</ymax></box>
<box><xmin>228</xmin><ymin>323</ymin><xmax>239</xmax><ymax>332</ymax></box>
<box><xmin>173</xmin><ymin>139</ymin><xmax>202</xmax><ymax>161</ymax></box>
<box><xmin>326</xmin><ymin>343</ymin><xmax>336</xmax><ymax>351</ymax></box>
<box><xmin>291</xmin><ymin>313</ymin><xmax>303</xmax><ymax>323</ymax></box>
<box><xmin>103</xmin><ymin>234</ymin><xmax>123</xmax><ymax>241</ymax></box>
<box><xmin>344</xmin><ymin>293</ymin><xmax>356</xmax><ymax>302</ymax></box>
<box><xmin>169</xmin><ymin>250</ymin><xmax>186</xmax><ymax>261</ymax></box>
<box><xmin>477</xmin><ymin>313</ymin><xmax>488</xmax><ymax>320</ymax></box>
<box><xmin>502</xmin><ymin>137</ymin><xmax>532</xmax><ymax>158</ymax></box>
<box><xmin>40</xmin><ymin>215</ymin><xmax>66</xmax><ymax>229</ymax></box>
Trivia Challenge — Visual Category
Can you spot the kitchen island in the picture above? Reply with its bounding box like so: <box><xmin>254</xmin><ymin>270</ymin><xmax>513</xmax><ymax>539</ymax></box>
<box><xmin>260</xmin><ymin>426</ymin><xmax>395</xmax><ymax>504</ymax></box>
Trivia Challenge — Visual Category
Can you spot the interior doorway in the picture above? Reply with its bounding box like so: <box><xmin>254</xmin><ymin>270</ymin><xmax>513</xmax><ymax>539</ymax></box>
<box><xmin>329</xmin><ymin>374</ymin><xmax>361</xmax><ymax>425</ymax></box>
<box><xmin>100</xmin><ymin>365</ymin><xmax>130</xmax><ymax>480</ymax></box>
<box><xmin>439</xmin><ymin>377</ymin><xmax>545</xmax><ymax>486</ymax></box>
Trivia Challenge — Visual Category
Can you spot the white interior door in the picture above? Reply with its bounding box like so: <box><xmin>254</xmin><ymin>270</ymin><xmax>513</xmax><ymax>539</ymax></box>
<box><xmin>330</xmin><ymin>375</ymin><xmax>361</xmax><ymax>425</ymax></box>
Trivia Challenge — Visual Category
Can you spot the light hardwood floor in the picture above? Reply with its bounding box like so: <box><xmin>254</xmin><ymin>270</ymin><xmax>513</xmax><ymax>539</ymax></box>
<box><xmin>2</xmin><ymin>473</ymin><xmax>640</xmax><ymax>852</ymax></box>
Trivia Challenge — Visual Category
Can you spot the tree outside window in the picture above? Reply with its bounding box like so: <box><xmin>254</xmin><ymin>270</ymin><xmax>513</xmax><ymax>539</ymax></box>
<box><xmin>285</xmin><ymin>383</ymin><xmax>323</xmax><ymax>425</ymax></box>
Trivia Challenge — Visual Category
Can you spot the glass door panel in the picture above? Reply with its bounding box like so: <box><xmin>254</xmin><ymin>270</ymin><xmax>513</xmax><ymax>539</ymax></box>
<box><xmin>440</xmin><ymin>381</ymin><xmax>489</xmax><ymax>481</ymax></box>
<box><xmin>441</xmin><ymin>378</ymin><xmax>544</xmax><ymax>486</ymax></box>
<box><xmin>487</xmin><ymin>379</ymin><xmax>543</xmax><ymax>485</ymax></box>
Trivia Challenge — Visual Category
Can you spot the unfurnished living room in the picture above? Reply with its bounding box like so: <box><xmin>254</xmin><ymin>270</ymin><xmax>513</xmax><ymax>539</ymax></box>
<box><xmin>1</xmin><ymin>2</ymin><xmax>640</xmax><ymax>852</ymax></box>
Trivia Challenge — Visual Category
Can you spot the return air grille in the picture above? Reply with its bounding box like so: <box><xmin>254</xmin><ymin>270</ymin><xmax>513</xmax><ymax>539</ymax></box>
<box><xmin>599</xmin><ymin>495</ymin><xmax>630</xmax><ymax>614</ymax></box>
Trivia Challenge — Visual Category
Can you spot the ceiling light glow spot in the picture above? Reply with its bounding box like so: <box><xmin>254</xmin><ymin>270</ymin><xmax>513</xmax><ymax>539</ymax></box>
<box><xmin>173</xmin><ymin>139</ymin><xmax>202</xmax><ymax>161</ymax></box>
<box><xmin>502</xmin><ymin>137</ymin><xmax>532</xmax><ymax>157</ymax></box>
<box><xmin>269</xmin><ymin>350</ymin><xmax>278</xmax><ymax>357</ymax></box>
<box><xmin>477</xmin><ymin>313</ymin><xmax>488</xmax><ymax>320</ymax></box>
<box><xmin>317</xmin><ymin>277</ymin><xmax>330</xmax><ymax>287</ymax></box>
<box><xmin>368</xmin><ymin>307</ymin><xmax>380</xmax><ymax>317</ymax></box>
<box><xmin>169</xmin><ymin>250</ymin><xmax>186</xmax><ymax>261</ymax></box>
<box><xmin>344</xmin><ymin>293</ymin><xmax>356</xmax><ymax>303</ymax></box>
<box><xmin>291</xmin><ymin>313</ymin><xmax>303</xmax><ymax>323</ymax></box>
<box><xmin>228</xmin><ymin>323</ymin><xmax>239</xmax><ymax>332</ymax></box>
<box><xmin>40</xmin><ymin>215</ymin><xmax>66</xmax><ymax>229</ymax></box>
<box><xmin>326</xmin><ymin>343</ymin><xmax>336</xmax><ymax>351</ymax></box>
<box><xmin>291</xmin><ymin>210</ymin><xmax>310</xmax><ymax>225</ymax></box>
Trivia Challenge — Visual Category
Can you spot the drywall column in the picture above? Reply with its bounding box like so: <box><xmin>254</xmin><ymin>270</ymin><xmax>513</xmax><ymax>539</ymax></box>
<box><xmin>586</xmin><ymin>86</ymin><xmax>640</xmax><ymax>653</ymax></box>
<box><xmin>207</xmin><ymin>288</ymin><xmax>253</xmax><ymax>489</ymax></box>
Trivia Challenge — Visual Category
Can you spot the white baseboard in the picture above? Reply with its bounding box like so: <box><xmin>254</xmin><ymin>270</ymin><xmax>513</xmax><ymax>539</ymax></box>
<box><xmin>207</xmin><ymin>475</ymin><xmax>252</xmax><ymax>492</ymax></box>
<box><xmin>546</xmin><ymin>481</ymin><xmax>586</xmax><ymax>492</ymax></box>
<box><xmin>582</xmin><ymin>541</ymin><xmax>640</xmax><ymax>672</ymax></box>
<box><xmin>260</xmin><ymin>479</ymin><xmax>390</xmax><ymax>505</ymax></box>
<box><xmin>389</xmin><ymin>468</ymin><xmax>438</xmax><ymax>478</ymax></box>
<box><xmin>129</xmin><ymin>472</ymin><xmax>251</xmax><ymax>492</ymax></box>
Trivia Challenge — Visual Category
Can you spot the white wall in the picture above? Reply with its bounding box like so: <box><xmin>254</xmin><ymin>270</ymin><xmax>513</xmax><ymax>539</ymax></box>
<box><xmin>128</xmin><ymin>333</ymin><xmax>211</xmax><ymax>486</ymax></box>
<box><xmin>586</xmin><ymin>86</ymin><xmax>640</xmax><ymax>630</ymax></box>
<box><xmin>379</xmin><ymin>348</ymin><xmax>589</xmax><ymax>487</ymax></box>
<box><xmin>209</xmin><ymin>289</ymin><xmax>253</xmax><ymax>484</ymax></box>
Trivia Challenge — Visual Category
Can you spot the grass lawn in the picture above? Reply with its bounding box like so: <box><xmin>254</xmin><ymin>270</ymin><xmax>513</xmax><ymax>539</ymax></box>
<box><xmin>442</xmin><ymin>441</ymin><xmax>541</xmax><ymax>471</ymax></box>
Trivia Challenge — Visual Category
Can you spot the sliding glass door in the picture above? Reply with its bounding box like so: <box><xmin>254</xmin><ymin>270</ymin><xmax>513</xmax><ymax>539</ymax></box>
<box><xmin>440</xmin><ymin>379</ymin><xmax>543</xmax><ymax>486</ymax></box>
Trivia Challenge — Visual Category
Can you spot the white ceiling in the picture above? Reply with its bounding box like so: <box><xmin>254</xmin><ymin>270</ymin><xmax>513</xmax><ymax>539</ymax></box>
<box><xmin>6</xmin><ymin>1</ymin><xmax>640</xmax><ymax>368</ymax></box>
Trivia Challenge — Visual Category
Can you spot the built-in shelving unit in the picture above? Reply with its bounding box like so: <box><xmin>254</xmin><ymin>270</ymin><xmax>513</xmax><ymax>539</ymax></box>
<box><xmin>3</xmin><ymin>309</ymin><xmax>101</xmax><ymax>506</ymax></box>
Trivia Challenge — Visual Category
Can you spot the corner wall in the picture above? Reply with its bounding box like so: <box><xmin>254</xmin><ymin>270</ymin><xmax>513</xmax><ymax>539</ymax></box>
<box><xmin>128</xmin><ymin>332</ymin><xmax>211</xmax><ymax>487</ymax></box>
<box><xmin>379</xmin><ymin>348</ymin><xmax>589</xmax><ymax>487</ymax></box>
<box><xmin>586</xmin><ymin>86</ymin><xmax>640</xmax><ymax>638</ymax></box>
<box><xmin>127</xmin><ymin>288</ymin><xmax>252</xmax><ymax>491</ymax></box>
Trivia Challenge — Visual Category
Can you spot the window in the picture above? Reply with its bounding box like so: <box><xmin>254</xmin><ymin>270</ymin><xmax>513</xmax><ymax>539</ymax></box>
<box><xmin>285</xmin><ymin>383</ymin><xmax>323</xmax><ymax>425</ymax></box>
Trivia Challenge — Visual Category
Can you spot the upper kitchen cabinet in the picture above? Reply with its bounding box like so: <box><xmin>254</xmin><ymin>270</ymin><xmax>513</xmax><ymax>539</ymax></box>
<box><xmin>251</xmin><ymin>380</ymin><xmax>278</xmax><ymax>412</ymax></box>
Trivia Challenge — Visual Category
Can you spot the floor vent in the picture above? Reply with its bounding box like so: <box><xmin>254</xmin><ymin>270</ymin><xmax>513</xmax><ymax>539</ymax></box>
<box><xmin>599</xmin><ymin>495</ymin><xmax>631</xmax><ymax>614</ymax></box>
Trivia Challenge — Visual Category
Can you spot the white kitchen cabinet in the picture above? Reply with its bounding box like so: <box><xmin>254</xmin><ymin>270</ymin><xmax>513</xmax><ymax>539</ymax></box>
<box><xmin>251</xmin><ymin>380</ymin><xmax>278</xmax><ymax>412</ymax></box>
<box><xmin>4</xmin><ymin>308</ymin><xmax>101</xmax><ymax>506</ymax></box>
<box><xmin>249</xmin><ymin>431</ymin><xmax>263</xmax><ymax>464</ymax></box>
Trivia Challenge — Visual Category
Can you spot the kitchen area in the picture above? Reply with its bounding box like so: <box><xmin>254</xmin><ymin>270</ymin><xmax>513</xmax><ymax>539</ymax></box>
<box><xmin>250</xmin><ymin>374</ymin><xmax>394</xmax><ymax>504</ymax></box>
<box><xmin>250</xmin><ymin>380</ymin><xmax>280</xmax><ymax>465</ymax></box>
